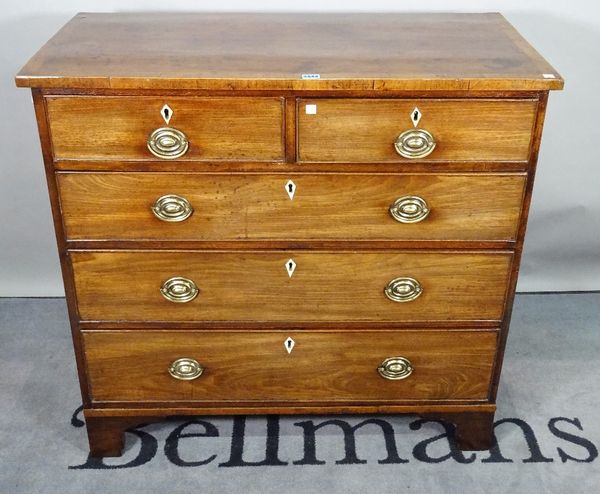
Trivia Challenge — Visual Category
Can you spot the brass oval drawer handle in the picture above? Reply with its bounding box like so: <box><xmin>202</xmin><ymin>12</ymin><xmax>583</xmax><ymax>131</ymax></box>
<box><xmin>377</xmin><ymin>357</ymin><xmax>413</xmax><ymax>380</ymax></box>
<box><xmin>169</xmin><ymin>358</ymin><xmax>204</xmax><ymax>380</ymax></box>
<box><xmin>384</xmin><ymin>277</ymin><xmax>422</xmax><ymax>302</ymax></box>
<box><xmin>152</xmin><ymin>194</ymin><xmax>194</xmax><ymax>222</ymax></box>
<box><xmin>147</xmin><ymin>127</ymin><xmax>189</xmax><ymax>159</ymax></box>
<box><xmin>394</xmin><ymin>128</ymin><xmax>436</xmax><ymax>159</ymax></box>
<box><xmin>160</xmin><ymin>276</ymin><xmax>199</xmax><ymax>303</ymax></box>
<box><xmin>389</xmin><ymin>195</ymin><xmax>430</xmax><ymax>223</ymax></box>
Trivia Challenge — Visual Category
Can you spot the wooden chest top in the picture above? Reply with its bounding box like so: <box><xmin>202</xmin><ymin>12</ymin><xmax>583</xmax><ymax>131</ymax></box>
<box><xmin>16</xmin><ymin>12</ymin><xmax>563</xmax><ymax>91</ymax></box>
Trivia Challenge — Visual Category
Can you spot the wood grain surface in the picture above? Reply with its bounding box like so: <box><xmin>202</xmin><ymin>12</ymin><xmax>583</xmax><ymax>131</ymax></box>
<box><xmin>46</xmin><ymin>96</ymin><xmax>284</xmax><ymax>161</ymax></box>
<box><xmin>82</xmin><ymin>330</ymin><xmax>497</xmax><ymax>403</ymax></box>
<box><xmin>298</xmin><ymin>99</ymin><xmax>537</xmax><ymax>162</ymax></box>
<box><xmin>57</xmin><ymin>172</ymin><xmax>526</xmax><ymax>242</ymax></box>
<box><xmin>71</xmin><ymin>250</ymin><xmax>512</xmax><ymax>323</ymax></box>
<box><xmin>16</xmin><ymin>13</ymin><xmax>563</xmax><ymax>91</ymax></box>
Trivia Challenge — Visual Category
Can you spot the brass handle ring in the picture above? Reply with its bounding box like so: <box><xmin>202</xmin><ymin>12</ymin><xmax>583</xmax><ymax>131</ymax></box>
<box><xmin>384</xmin><ymin>277</ymin><xmax>423</xmax><ymax>303</ymax></box>
<box><xmin>152</xmin><ymin>194</ymin><xmax>194</xmax><ymax>222</ymax></box>
<box><xmin>377</xmin><ymin>357</ymin><xmax>413</xmax><ymax>380</ymax></box>
<box><xmin>147</xmin><ymin>127</ymin><xmax>189</xmax><ymax>159</ymax></box>
<box><xmin>169</xmin><ymin>358</ymin><xmax>204</xmax><ymax>380</ymax></box>
<box><xmin>394</xmin><ymin>128</ymin><xmax>436</xmax><ymax>159</ymax></box>
<box><xmin>389</xmin><ymin>196</ymin><xmax>430</xmax><ymax>223</ymax></box>
<box><xmin>160</xmin><ymin>276</ymin><xmax>199</xmax><ymax>303</ymax></box>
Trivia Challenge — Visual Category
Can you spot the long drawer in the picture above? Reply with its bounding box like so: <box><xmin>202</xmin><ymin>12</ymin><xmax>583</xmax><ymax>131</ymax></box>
<box><xmin>46</xmin><ymin>96</ymin><xmax>285</xmax><ymax>161</ymax></box>
<box><xmin>71</xmin><ymin>250</ymin><xmax>512</xmax><ymax>322</ymax></box>
<box><xmin>57</xmin><ymin>172</ymin><xmax>526</xmax><ymax>242</ymax></box>
<box><xmin>298</xmin><ymin>98</ymin><xmax>537</xmax><ymax>162</ymax></box>
<box><xmin>83</xmin><ymin>330</ymin><xmax>497</xmax><ymax>403</ymax></box>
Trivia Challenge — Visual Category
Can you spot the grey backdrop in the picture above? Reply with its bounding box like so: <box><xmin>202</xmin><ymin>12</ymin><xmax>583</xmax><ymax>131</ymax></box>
<box><xmin>1</xmin><ymin>1</ymin><xmax>598</xmax><ymax>296</ymax></box>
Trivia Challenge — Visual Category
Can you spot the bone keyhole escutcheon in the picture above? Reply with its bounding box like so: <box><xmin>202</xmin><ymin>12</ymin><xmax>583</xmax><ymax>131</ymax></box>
<box><xmin>284</xmin><ymin>337</ymin><xmax>295</xmax><ymax>354</ymax></box>
<box><xmin>285</xmin><ymin>180</ymin><xmax>296</xmax><ymax>200</ymax></box>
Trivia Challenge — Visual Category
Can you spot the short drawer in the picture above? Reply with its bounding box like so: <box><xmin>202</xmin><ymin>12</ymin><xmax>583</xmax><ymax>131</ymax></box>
<box><xmin>58</xmin><ymin>172</ymin><xmax>525</xmax><ymax>242</ymax></box>
<box><xmin>298</xmin><ymin>99</ymin><xmax>537</xmax><ymax>162</ymax></box>
<box><xmin>83</xmin><ymin>330</ymin><xmax>497</xmax><ymax>403</ymax></box>
<box><xmin>46</xmin><ymin>96</ymin><xmax>284</xmax><ymax>161</ymax></box>
<box><xmin>71</xmin><ymin>250</ymin><xmax>512</xmax><ymax>322</ymax></box>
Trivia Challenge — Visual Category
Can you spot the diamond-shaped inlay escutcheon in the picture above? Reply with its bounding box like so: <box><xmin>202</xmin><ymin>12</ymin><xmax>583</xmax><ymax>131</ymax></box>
<box><xmin>161</xmin><ymin>104</ymin><xmax>173</xmax><ymax>124</ymax></box>
<box><xmin>284</xmin><ymin>337</ymin><xmax>295</xmax><ymax>354</ymax></box>
<box><xmin>285</xmin><ymin>180</ymin><xmax>296</xmax><ymax>200</ymax></box>
<box><xmin>285</xmin><ymin>259</ymin><xmax>296</xmax><ymax>277</ymax></box>
<box><xmin>411</xmin><ymin>107</ymin><xmax>422</xmax><ymax>127</ymax></box>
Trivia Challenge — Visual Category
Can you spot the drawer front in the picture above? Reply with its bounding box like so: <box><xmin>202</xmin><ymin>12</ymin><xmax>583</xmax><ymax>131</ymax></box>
<box><xmin>71</xmin><ymin>251</ymin><xmax>512</xmax><ymax>322</ymax></box>
<box><xmin>46</xmin><ymin>96</ymin><xmax>284</xmax><ymax>161</ymax></box>
<box><xmin>83</xmin><ymin>330</ymin><xmax>497</xmax><ymax>403</ymax></box>
<box><xmin>298</xmin><ymin>99</ymin><xmax>537</xmax><ymax>162</ymax></box>
<box><xmin>58</xmin><ymin>172</ymin><xmax>525</xmax><ymax>242</ymax></box>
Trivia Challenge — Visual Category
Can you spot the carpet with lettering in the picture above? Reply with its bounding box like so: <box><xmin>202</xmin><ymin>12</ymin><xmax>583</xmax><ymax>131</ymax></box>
<box><xmin>0</xmin><ymin>295</ymin><xmax>598</xmax><ymax>493</ymax></box>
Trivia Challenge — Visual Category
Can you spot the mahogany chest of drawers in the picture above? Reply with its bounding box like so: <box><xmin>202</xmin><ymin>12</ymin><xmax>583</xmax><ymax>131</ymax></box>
<box><xmin>16</xmin><ymin>12</ymin><xmax>563</xmax><ymax>457</ymax></box>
